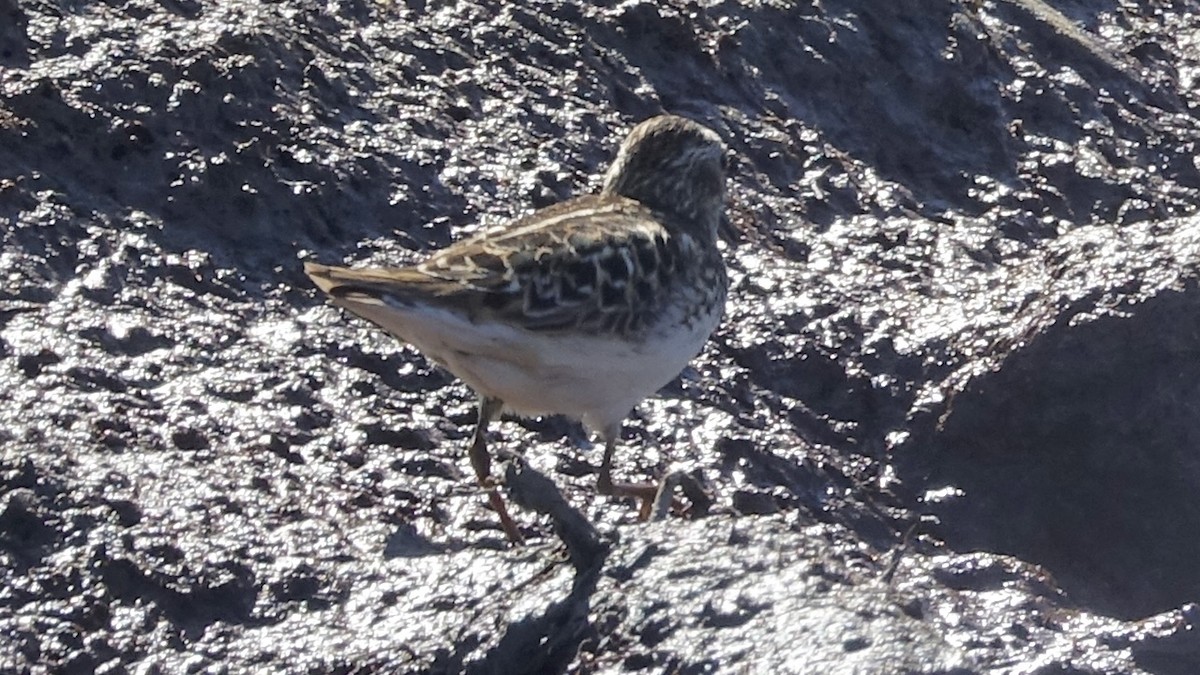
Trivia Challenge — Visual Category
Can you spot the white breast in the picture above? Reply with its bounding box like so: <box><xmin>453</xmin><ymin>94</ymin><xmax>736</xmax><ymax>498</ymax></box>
<box><xmin>338</xmin><ymin>297</ymin><xmax>722</xmax><ymax>434</ymax></box>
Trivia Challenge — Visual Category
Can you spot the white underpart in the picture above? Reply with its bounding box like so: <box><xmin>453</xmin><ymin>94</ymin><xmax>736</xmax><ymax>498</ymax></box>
<box><xmin>335</xmin><ymin>297</ymin><xmax>722</xmax><ymax>437</ymax></box>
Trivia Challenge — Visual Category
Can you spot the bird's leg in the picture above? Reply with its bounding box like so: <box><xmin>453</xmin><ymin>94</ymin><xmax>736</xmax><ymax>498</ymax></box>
<box><xmin>595</xmin><ymin>428</ymin><xmax>670</xmax><ymax>521</ymax></box>
<box><xmin>469</xmin><ymin>395</ymin><xmax>524</xmax><ymax>544</ymax></box>
<box><xmin>468</xmin><ymin>395</ymin><xmax>502</xmax><ymax>480</ymax></box>
<box><xmin>595</xmin><ymin>431</ymin><xmax>617</xmax><ymax>494</ymax></box>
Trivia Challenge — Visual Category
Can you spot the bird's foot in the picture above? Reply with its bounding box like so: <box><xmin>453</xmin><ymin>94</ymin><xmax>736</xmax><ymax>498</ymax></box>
<box><xmin>484</xmin><ymin>486</ymin><xmax>525</xmax><ymax>544</ymax></box>
<box><xmin>599</xmin><ymin>471</ymin><xmax>712</xmax><ymax>522</ymax></box>
<box><xmin>477</xmin><ymin>458</ymin><xmax>525</xmax><ymax>544</ymax></box>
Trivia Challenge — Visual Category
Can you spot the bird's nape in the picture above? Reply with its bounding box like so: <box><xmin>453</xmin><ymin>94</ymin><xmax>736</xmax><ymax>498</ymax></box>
<box><xmin>601</xmin><ymin>115</ymin><xmax>727</xmax><ymax>238</ymax></box>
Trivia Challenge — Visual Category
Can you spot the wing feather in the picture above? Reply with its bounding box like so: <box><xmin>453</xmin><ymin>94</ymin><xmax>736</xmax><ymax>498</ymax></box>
<box><xmin>306</xmin><ymin>194</ymin><xmax>690</xmax><ymax>337</ymax></box>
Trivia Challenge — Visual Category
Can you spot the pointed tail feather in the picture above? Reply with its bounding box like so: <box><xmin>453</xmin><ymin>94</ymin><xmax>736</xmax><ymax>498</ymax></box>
<box><xmin>303</xmin><ymin>261</ymin><xmax>437</xmax><ymax>302</ymax></box>
<box><xmin>303</xmin><ymin>261</ymin><xmax>344</xmax><ymax>296</ymax></box>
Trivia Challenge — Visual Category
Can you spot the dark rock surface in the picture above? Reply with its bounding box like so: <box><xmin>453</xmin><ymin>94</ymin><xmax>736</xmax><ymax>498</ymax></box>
<box><xmin>3</xmin><ymin>0</ymin><xmax>1200</xmax><ymax>672</ymax></box>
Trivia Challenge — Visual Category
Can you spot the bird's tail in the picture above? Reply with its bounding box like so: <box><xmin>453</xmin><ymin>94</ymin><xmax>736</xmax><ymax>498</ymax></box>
<box><xmin>304</xmin><ymin>261</ymin><xmax>436</xmax><ymax>304</ymax></box>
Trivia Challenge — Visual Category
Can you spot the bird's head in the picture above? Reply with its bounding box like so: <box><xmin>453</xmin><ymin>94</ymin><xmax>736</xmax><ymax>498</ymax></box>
<box><xmin>601</xmin><ymin>115</ymin><xmax>728</xmax><ymax>239</ymax></box>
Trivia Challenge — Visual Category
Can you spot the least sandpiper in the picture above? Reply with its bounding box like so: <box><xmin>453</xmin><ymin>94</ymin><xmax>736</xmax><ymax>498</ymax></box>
<box><xmin>306</xmin><ymin>115</ymin><xmax>729</xmax><ymax>542</ymax></box>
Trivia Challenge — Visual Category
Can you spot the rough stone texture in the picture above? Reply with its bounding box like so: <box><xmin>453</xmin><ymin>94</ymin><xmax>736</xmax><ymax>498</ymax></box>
<box><xmin>3</xmin><ymin>0</ymin><xmax>1200</xmax><ymax>673</ymax></box>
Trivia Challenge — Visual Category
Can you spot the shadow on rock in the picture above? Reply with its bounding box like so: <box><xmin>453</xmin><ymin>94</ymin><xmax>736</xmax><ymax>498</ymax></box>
<box><xmin>444</xmin><ymin>458</ymin><xmax>607</xmax><ymax>675</ymax></box>
<box><xmin>906</xmin><ymin>281</ymin><xmax>1200</xmax><ymax>625</ymax></box>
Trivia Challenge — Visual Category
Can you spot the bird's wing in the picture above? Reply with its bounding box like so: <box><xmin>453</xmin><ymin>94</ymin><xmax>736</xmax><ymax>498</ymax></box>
<box><xmin>305</xmin><ymin>195</ymin><xmax>686</xmax><ymax>336</ymax></box>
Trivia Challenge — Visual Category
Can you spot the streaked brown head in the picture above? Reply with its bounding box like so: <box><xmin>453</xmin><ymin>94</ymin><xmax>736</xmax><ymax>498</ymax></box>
<box><xmin>601</xmin><ymin>115</ymin><xmax>727</xmax><ymax>240</ymax></box>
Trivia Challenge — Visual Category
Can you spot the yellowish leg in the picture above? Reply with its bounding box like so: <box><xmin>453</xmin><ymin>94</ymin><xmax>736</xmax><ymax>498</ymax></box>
<box><xmin>468</xmin><ymin>396</ymin><xmax>524</xmax><ymax>544</ymax></box>
<box><xmin>595</xmin><ymin>431</ymin><xmax>669</xmax><ymax>521</ymax></box>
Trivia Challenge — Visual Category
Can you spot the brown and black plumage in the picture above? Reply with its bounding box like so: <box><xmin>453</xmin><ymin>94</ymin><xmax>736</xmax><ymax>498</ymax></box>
<box><xmin>305</xmin><ymin>115</ymin><xmax>729</xmax><ymax>542</ymax></box>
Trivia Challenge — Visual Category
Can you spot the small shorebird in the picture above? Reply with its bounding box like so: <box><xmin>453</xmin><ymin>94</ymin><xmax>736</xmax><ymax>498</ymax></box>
<box><xmin>306</xmin><ymin>114</ymin><xmax>729</xmax><ymax>542</ymax></box>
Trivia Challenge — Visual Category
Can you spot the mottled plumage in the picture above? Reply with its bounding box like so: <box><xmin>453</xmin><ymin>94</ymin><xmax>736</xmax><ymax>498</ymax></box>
<box><xmin>306</xmin><ymin>115</ymin><xmax>729</xmax><ymax>541</ymax></box>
